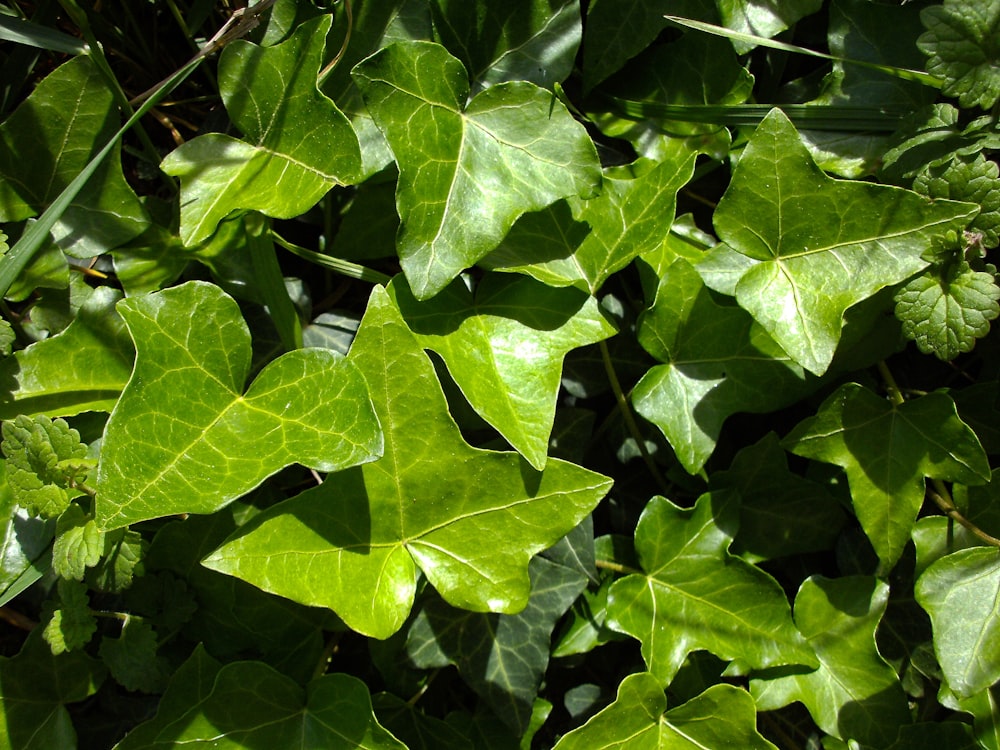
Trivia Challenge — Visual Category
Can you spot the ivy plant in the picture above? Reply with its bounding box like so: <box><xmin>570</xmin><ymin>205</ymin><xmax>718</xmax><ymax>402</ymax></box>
<box><xmin>0</xmin><ymin>0</ymin><xmax>999</xmax><ymax>748</ymax></box>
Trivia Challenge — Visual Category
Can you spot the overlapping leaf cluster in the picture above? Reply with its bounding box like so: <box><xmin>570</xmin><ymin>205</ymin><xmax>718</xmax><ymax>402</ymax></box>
<box><xmin>0</xmin><ymin>0</ymin><xmax>999</xmax><ymax>748</ymax></box>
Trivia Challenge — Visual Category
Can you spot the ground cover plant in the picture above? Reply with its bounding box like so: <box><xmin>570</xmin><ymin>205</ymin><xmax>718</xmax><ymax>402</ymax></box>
<box><xmin>0</xmin><ymin>0</ymin><xmax>999</xmax><ymax>747</ymax></box>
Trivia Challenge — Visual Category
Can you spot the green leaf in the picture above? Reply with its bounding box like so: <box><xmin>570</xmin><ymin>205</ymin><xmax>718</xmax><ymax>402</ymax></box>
<box><xmin>886</xmin><ymin>722</ymin><xmax>981</xmax><ymax>750</ymax></box>
<box><xmin>115</xmin><ymin>650</ymin><xmax>405</xmax><ymax>749</ymax></box>
<box><xmin>405</xmin><ymin>556</ymin><xmax>587</xmax><ymax>735</ymax></box>
<box><xmin>916</xmin><ymin>546</ymin><xmax>1000</xmax><ymax>697</ymax></box>
<box><xmin>631</xmin><ymin>259</ymin><xmax>814</xmax><ymax>475</ymax></box>
<box><xmin>0</xmin><ymin>629</ymin><xmax>105</xmax><ymax>750</ymax></box>
<box><xmin>372</xmin><ymin>692</ymin><xmax>473</xmax><ymax>750</ymax></box>
<box><xmin>52</xmin><ymin>503</ymin><xmax>102</xmax><ymax>581</ymax></box>
<box><xmin>161</xmin><ymin>16</ymin><xmax>362</xmax><ymax>246</ymax></box>
<box><xmin>783</xmin><ymin>383</ymin><xmax>990</xmax><ymax>569</ymax></box>
<box><xmin>1</xmin><ymin>414</ymin><xmax>89</xmax><ymax>519</ymax></box>
<box><xmin>42</xmin><ymin>578</ymin><xmax>97</xmax><ymax>655</ymax></box>
<box><xmin>716</xmin><ymin>0</ymin><xmax>823</xmax><ymax>55</ymax></box>
<box><xmin>912</xmin><ymin>153</ymin><xmax>1000</xmax><ymax>248</ymax></box>
<box><xmin>750</xmin><ymin>576</ymin><xmax>911</xmax><ymax>748</ymax></box>
<box><xmin>87</xmin><ymin>526</ymin><xmax>146</xmax><ymax>593</ymax></box>
<box><xmin>0</xmin><ymin>285</ymin><xmax>134</xmax><ymax>418</ymax></box>
<box><xmin>553</xmin><ymin>672</ymin><xmax>777</xmax><ymax>749</ymax></box>
<box><xmin>918</xmin><ymin>0</ymin><xmax>1000</xmax><ymax>110</ymax></box>
<box><xmin>0</xmin><ymin>462</ymin><xmax>54</xmax><ymax>602</ymax></box>
<box><xmin>710</xmin><ymin>108</ymin><xmax>977</xmax><ymax>374</ymax></box>
<box><xmin>711</xmin><ymin>433</ymin><xmax>847</xmax><ymax>562</ymax></box>
<box><xmin>606</xmin><ymin>492</ymin><xmax>815</xmax><ymax>685</ymax></box>
<box><xmin>0</xmin><ymin>55</ymin><xmax>148</xmax><ymax>257</ymax></box>
<box><xmin>202</xmin><ymin>286</ymin><xmax>612</xmax><ymax>638</ymax></box>
<box><xmin>482</xmin><ymin>152</ymin><xmax>697</xmax><ymax>294</ymax></box>
<box><xmin>95</xmin><ymin>280</ymin><xmax>383</xmax><ymax>530</ymax></box>
<box><xmin>352</xmin><ymin>40</ymin><xmax>601</xmax><ymax>299</ymax></box>
<box><xmin>389</xmin><ymin>273</ymin><xmax>616</xmax><ymax>469</ymax></box>
<box><xmin>99</xmin><ymin>617</ymin><xmax>167</xmax><ymax>693</ymax></box>
<box><xmin>894</xmin><ymin>260</ymin><xmax>1000</xmax><ymax>361</ymax></box>
<box><xmin>430</xmin><ymin>0</ymin><xmax>581</xmax><ymax>92</ymax></box>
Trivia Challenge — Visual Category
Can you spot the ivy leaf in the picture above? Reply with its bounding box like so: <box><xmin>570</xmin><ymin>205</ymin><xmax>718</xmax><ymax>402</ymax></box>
<box><xmin>0</xmin><ymin>463</ymin><xmax>54</xmax><ymax>603</ymax></box>
<box><xmin>0</xmin><ymin>285</ymin><xmax>134</xmax><ymax>419</ymax></box>
<box><xmin>352</xmin><ymin>40</ymin><xmax>601</xmax><ymax>300</ymax></box>
<box><xmin>114</xmin><ymin>649</ymin><xmax>405</xmax><ymax>749</ymax></box>
<box><xmin>887</xmin><ymin>723</ymin><xmax>981</xmax><ymax>750</ymax></box>
<box><xmin>716</xmin><ymin>0</ymin><xmax>824</xmax><ymax>55</ymax></box>
<box><xmin>916</xmin><ymin>546</ymin><xmax>1000</xmax><ymax>697</ymax></box>
<box><xmin>98</xmin><ymin>617</ymin><xmax>167</xmax><ymax>694</ymax></box>
<box><xmin>372</xmin><ymin>692</ymin><xmax>473</xmax><ymax>750</ymax></box>
<box><xmin>750</xmin><ymin>576</ymin><xmax>912</xmax><ymax>748</ymax></box>
<box><xmin>894</xmin><ymin>260</ymin><xmax>1000</xmax><ymax>361</ymax></box>
<box><xmin>606</xmin><ymin>492</ymin><xmax>815</xmax><ymax>685</ymax></box>
<box><xmin>912</xmin><ymin>153</ymin><xmax>1000</xmax><ymax>248</ymax></box>
<box><xmin>783</xmin><ymin>383</ymin><xmax>990</xmax><ymax>569</ymax></box>
<box><xmin>918</xmin><ymin>0</ymin><xmax>1000</xmax><ymax>110</ymax></box>
<box><xmin>389</xmin><ymin>273</ymin><xmax>616</xmax><ymax>469</ymax></box>
<box><xmin>0</xmin><ymin>629</ymin><xmax>106</xmax><ymax>750</ymax></box>
<box><xmin>631</xmin><ymin>259</ymin><xmax>814</xmax><ymax>475</ymax></box>
<box><xmin>95</xmin><ymin>281</ymin><xmax>383</xmax><ymax>530</ymax></box>
<box><xmin>711</xmin><ymin>108</ymin><xmax>977</xmax><ymax>375</ymax></box>
<box><xmin>482</xmin><ymin>151</ymin><xmax>697</xmax><ymax>294</ymax></box>
<box><xmin>553</xmin><ymin>672</ymin><xmax>777</xmax><ymax>749</ymax></box>
<box><xmin>203</xmin><ymin>286</ymin><xmax>612</xmax><ymax>639</ymax></box>
<box><xmin>405</xmin><ymin>556</ymin><xmax>586</xmax><ymax>735</ymax></box>
<box><xmin>52</xmin><ymin>503</ymin><xmax>102</xmax><ymax>581</ymax></box>
<box><xmin>42</xmin><ymin>578</ymin><xmax>97</xmax><ymax>655</ymax></box>
<box><xmin>0</xmin><ymin>55</ymin><xmax>148</xmax><ymax>257</ymax></box>
<box><xmin>430</xmin><ymin>0</ymin><xmax>581</xmax><ymax>92</ymax></box>
<box><xmin>1</xmin><ymin>414</ymin><xmax>89</xmax><ymax>519</ymax></box>
<box><xmin>161</xmin><ymin>16</ymin><xmax>362</xmax><ymax>246</ymax></box>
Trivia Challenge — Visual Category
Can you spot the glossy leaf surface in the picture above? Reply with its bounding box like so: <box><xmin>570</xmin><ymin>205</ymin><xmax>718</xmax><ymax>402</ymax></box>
<box><xmin>352</xmin><ymin>40</ymin><xmax>601</xmax><ymax>299</ymax></box>
<box><xmin>161</xmin><ymin>16</ymin><xmax>362</xmax><ymax>245</ymax></box>
<box><xmin>783</xmin><ymin>383</ymin><xmax>990</xmax><ymax>568</ymax></box>
<box><xmin>95</xmin><ymin>281</ymin><xmax>382</xmax><ymax>530</ymax></box>
<box><xmin>553</xmin><ymin>672</ymin><xmax>777</xmax><ymax>749</ymax></box>
<box><xmin>711</xmin><ymin>108</ymin><xmax>976</xmax><ymax>374</ymax></box>
<box><xmin>390</xmin><ymin>273</ymin><xmax>615</xmax><ymax>469</ymax></box>
<box><xmin>203</xmin><ymin>287</ymin><xmax>612</xmax><ymax>638</ymax></box>
<box><xmin>606</xmin><ymin>492</ymin><xmax>814</xmax><ymax>684</ymax></box>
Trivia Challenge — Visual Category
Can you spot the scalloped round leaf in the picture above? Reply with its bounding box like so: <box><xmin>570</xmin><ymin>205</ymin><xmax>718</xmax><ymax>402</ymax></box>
<box><xmin>918</xmin><ymin>0</ymin><xmax>1000</xmax><ymax>110</ymax></box>
<box><xmin>95</xmin><ymin>281</ymin><xmax>383</xmax><ymax>530</ymax></box>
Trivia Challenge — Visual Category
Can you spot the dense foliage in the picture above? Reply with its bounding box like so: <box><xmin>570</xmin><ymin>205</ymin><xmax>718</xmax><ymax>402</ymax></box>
<box><xmin>1</xmin><ymin>0</ymin><xmax>999</xmax><ymax>747</ymax></box>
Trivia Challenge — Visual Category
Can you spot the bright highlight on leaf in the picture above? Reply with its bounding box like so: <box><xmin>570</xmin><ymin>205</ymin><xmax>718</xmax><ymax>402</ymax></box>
<box><xmin>352</xmin><ymin>40</ymin><xmax>601</xmax><ymax>300</ymax></box>
<box><xmin>710</xmin><ymin>108</ymin><xmax>977</xmax><ymax>374</ymax></box>
<box><xmin>95</xmin><ymin>281</ymin><xmax>383</xmax><ymax>530</ymax></box>
<box><xmin>606</xmin><ymin>491</ymin><xmax>815</xmax><ymax>684</ymax></box>
<box><xmin>202</xmin><ymin>286</ymin><xmax>612</xmax><ymax>639</ymax></box>
<box><xmin>161</xmin><ymin>16</ymin><xmax>362</xmax><ymax>246</ymax></box>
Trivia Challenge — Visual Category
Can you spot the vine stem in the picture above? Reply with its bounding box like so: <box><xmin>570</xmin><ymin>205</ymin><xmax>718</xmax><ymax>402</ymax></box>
<box><xmin>311</xmin><ymin>632</ymin><xmax>342</xmax><ymax>681</ymax></box>
<box><xmin>595</xmin><ymin>558</ymin><xmax>642</xmax><ymax>576</ymax></box>
<box><xmin>598</xmin><ymin>340</ymin><xmax>671</xmax><ymax>496</ymax></box>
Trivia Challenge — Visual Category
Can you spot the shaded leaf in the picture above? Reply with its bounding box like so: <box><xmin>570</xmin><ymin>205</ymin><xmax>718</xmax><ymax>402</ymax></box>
<box><xmin>913</xmin><ymin>152</ymin><xmax>1000</xmax><ymax>248</ymax></box>
<box><xmin>0</xmin><ymin>629</ymin><xmax>105</xmax><ymax>750</ymax></box>
<box><xmin>606</xmin><ymin>492</ymin><xmax>814</xmax><ymax>685</ymax></box>
<box><xmin>203</xmin><ymin>287</ymin><xmax>612</xmax><ymax>638</ymax></box>
<box><xmin>783</xmin><ymin>383</ymin><xmax>990</xmax><ymax>569</ymax></box>
<box><xmin>916</xmin><ymin>546</ymin><xmax>1000</xmax><ymax>697</ymax></box>
<box><xmin>0</xmin><ymin>285</ymin><xmax>134</xmax><ymax>419</ymax></box>
<box><xmin>87</xmin><ymin>526</ymin><xmax>146</xmax><ymax>593</ymax></box>
<box><xmin>99</xmin><ymin>617</ymin><xmax>167</xmax><ymax>694</ymax></box>
<box><xmin>372</xmin><ymin>692</ymin><xmax>473</xmax><ymax>750</ymax></box>
<box><xmin>750</xmin><ymin>576</ymin><xmax>911</xmax><ymax>747</ymax></box>
<box><xmin>352</xmin><ymin>40</ymin><xmax>601</xmax><ymax>299</ymax></box>
<box><xmin>114</xmin><ymin>652</ymin><xmax>404</xmax><ymax>749</ymax></box>
<box><xmin>0</xmin><ymin>462</ymin><xmax>54</xmax><ymax>602</ymax></box>
<box><xmin>42</xmin><ymin>578</ymin><xmax>96</xmax><ymax>655</ymax></box>
<box><xmin>390</xmin><ymin>273</ymin><xmax>616</xmax><ymax>469</ymax></box>
<box><xmin>710</xmin><ymin>108</ymin><xmax>976</xmax><ymax>374</ymax></box>
<box><xmin>632</xmin><ymin>259</ymin><xmax>814</xmax><ymax>474</ymax></box>
<box><xmin>405</xmin><ymin>556</ymin><xmax>586</xmax><ymax>735</ymax></box>
<box><xmin>895</xmin><ymin>260</ymin><xmax>1000</xmax><ymax>360</ymax></box>
<box><xmin>0</xmin><ymin>55</ymin><xmax>148</xmax><ymax>257</ymax></box>
<box><xmin>553</xmin><ymin>672</ymin><xmax>777</xmax><ymax>749</ymax></box>
<box><xmin>918</xmin><ymin>0</ymin><xmax>1000</xmax><ymax>110</ymax></box>
<box><xmin>161</xmin><ymin>16</ymin><xmax>362</xmax><ymax>245</ymax></box>
<box><xmin>95</xmin><ymin>280</ymin><xmax>382</xmax><ymax>530</ymax></box>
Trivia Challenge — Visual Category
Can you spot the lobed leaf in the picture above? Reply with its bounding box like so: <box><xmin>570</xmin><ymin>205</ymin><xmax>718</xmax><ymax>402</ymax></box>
<box><xmin>95</xmin><ymin>281</ymin><xmax>383</xmax><ymax>530</ymax></box>
<box><xmin>352</xmin><ymin>40</ymin><xmax>601</xmax><ymax>299</ymax></box>
<box><xmin>918</xmin><ymin>0</ymin><xmax>1000</xmax><ymax>110</ymax></box>
<box><xmin>203</xmin><ymin>286</ymin><xmax>612</xmax><ymax>639</ymax></box>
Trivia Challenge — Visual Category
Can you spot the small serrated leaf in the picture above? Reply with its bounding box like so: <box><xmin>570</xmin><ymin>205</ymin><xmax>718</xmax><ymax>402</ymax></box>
<box><xmin>99</xmin><ymin>617</ymin><xmax>167</xmax><ymax>693</ymax></box>
<box><xmin>918</xmin><ymin>0</ymin><xmax>1000</xmax><ymax>110</ymax></box>
<box><xmin>42</xmin><ymin>578</ymin><xmax>96</xmax><ymax>654</ymax></box>
<box><xmin>913</xmin><ymin>153</ymin><xmax>1000</xmax><ymax>248</ymax></box>
<box><xmin>895</xmin><ymin>260</ymin><xmax>1000</xmax><ymax>360</ymax></box>
<box><xmin>1</xmin><ymin>414</ymin><xmax>89</xmax><ymax>518</ymax></box>
<box><xmin>52</xmin><ymin>503</ymin><xmax>102</xmax><ymax>581</ymax></box>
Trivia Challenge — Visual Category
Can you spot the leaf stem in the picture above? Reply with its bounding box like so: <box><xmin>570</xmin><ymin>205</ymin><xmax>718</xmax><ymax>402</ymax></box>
<box><xmin>877</xmin><ymin>360</ymin><xmax>905</xmax><ymax>406</ymax></box>
<box><xmin>311</xmin><ymin>631</ymin><xmax>342</xmax><ymax>681</ymax></box>
<box><xmin>598</xmin><ymin>340</ymin><xmax>671</xmax><ymax>495</ymax></box>
<box><xmin>271</xmin><ymin>231</ymin><xmax>392</xmax><ymax>285</ymax></box>
<box><xmin>595</xmin><ymin>558</ymin><xmax>642</xmax><ymax>576</ymax></box>
<box><xmin>928</xmin><ymin>479</ymin><xmax>1000</xmax><ymax>549</ymax></box>
<box><xmin>318</xmin><ymin>0</ymin><xmax>352</xmax><ymax>85</ymax></box>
